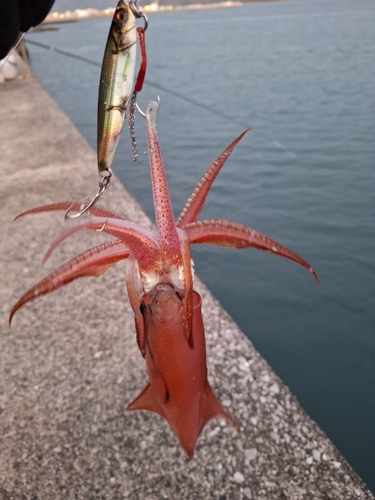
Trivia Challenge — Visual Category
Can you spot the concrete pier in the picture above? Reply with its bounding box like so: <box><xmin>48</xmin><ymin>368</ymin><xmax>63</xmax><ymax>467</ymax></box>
<box><xmin>0</xmin><ymin>79</ymin><xmax>373</xmax><ymax>499</ymax></box>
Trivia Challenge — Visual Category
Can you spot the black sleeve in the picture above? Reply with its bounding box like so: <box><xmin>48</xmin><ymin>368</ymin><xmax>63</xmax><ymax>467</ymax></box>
<box><xmin>19</xmin><ymin>0</ymin><xmax>56</xmax><ymax>32</ymax></box>
<box><xmin>0</xmin><ymin>1</ymin><xmax>20</xmax><ymax>60</ymax></box>
<box><xmin>0</xmin><ymin>0</ymin><xmax>55</xmax><ymax>59</ymax></box>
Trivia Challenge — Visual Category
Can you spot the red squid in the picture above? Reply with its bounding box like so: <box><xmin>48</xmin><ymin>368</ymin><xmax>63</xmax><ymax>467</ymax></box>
<box><xmin>10</xmin><ymin>101</ymin><xmax>319</xmax><ymax>458</ymax></box>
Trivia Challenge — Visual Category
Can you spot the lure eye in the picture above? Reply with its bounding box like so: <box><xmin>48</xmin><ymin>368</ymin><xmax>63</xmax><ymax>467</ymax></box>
<box><xmin>115</xmin><ymin>8</ymin><xmax>128</xmax><ymax>23</ymax></box>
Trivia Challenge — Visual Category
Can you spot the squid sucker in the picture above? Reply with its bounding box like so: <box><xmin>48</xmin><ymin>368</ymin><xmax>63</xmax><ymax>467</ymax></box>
<box><xmin>10</xmin><ymin>101</ymin><xmax>319</xmax><ymax>458</ymax></box>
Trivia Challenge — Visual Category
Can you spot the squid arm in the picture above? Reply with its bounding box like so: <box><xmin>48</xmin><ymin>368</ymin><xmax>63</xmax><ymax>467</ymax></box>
<box><xmin>126</xmin><ymin>254</ymin><xmax>146</xmax><ymax>356</ymax></box>
<box><xmin>183</xmin><ymin>219</ymin><xmax>320</xmax><ymax>284</ymax></box>
<box><xmin>145</xmin><ymin>102</ymin><xmax>182</xmax><ymax>264</ymax></box>
<box><xmin>176</xmin><ymin>129</ymin><xmax>251</xmax><ymax>228</ymax></box>
<box><xmin>41</xmin><ymin>217</ymin><xmax>160</xmax><ymax>272</ymax></box>
<box><xmin>9</xmin><ymin>239</ymin><xmax>130</xmax><ymax>324</ymax></box>
<box><xmin>13</xmin><ymin>202</ymin><xmax>129</xmax><ymax>222</ymax></box>
<box><xmin>145</xmin><ymin>102</ymin><xmax>193</xmax><ymax>341</ymax></box>
<box><xmin>177</xmin><ymin>228</ymin><xmax>194</xmax><ymax>347</ymax></box>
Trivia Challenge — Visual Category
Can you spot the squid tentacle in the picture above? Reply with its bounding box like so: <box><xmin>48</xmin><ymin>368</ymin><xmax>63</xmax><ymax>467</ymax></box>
<box><xmin>145</xmin><ymin>102</ymin><xmax>182</xmax><ymax>267</ymax></box>
<box><xmin>177</xmin><ymin>228</ymin><xmax>194</xmax><ymax>346</ymax></box>
<box><xmin>183</xmin><ymin>219</ymin><xmax>319</xmax><ymax>284</ymax></box>
<box><xmin>126</xmin><ymin>254</ymin><xmax>146</xmax><ymax>356</ymax></box>
<box><xmin>42</xmin><ymin>217</ymin><xmax>160</xmax><ymax>272</ymax></box>
<box><xmin>9</xmin><ymin>239</ymin><xmax>130</xmax><ymax>324</ymax></box>
<box><xmin>13</xmin><ymin>202</ymin><xmax>129</xmax><ymax>222</ymax></box>
<box><xmin>176</xmin><ymin>129</ymin><xmax>250</xmax><ymax>228</ymax></box>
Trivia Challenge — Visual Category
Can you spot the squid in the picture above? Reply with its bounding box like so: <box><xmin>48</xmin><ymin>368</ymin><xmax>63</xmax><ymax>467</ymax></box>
<box><xmin>10</xmin><ymin>101</ymin><xmax>319</xmax><ymax>458</ymax></box>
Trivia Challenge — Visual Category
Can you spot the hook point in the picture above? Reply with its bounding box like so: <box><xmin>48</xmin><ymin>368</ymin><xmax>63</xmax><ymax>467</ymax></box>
<box><xmin>136</xmin><ymin>103</ymin><xmax>146</xmax><ymax>118</ymax></box>
<box><xmin>65</xmin><ymin>171</ymin><xmax>111</xmax><ymax>220</ymax></box>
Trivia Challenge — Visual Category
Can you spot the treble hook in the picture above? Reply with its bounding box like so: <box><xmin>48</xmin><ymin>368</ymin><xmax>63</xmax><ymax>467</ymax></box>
<box><xmin>136</xmin><ymin>95</ymin><xmax>160</xmax><ymax>118</ymax></box>
<box><xmin>65</xmin><ymin>171</ymin><xmax>112</xmax><ymax>220</ymax></box>
<box><xmin>129</xmin><ymin>1</ymin><xmax>148</xmax><ymax>32</ymax></box>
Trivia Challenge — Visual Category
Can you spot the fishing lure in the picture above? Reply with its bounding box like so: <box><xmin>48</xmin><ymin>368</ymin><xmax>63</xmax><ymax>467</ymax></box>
<box><xmin>67</xmin><ymin>1</ymin><xmax>147</xmax><ymax>219</ymax></box>
<box><xmin>97</xmin><ymin>0</ymin><xmax>137</xmax><ymax>175</ymax></box>
<box><xmin>10</xmin><ymin>101</ymin><xmax>319</xmax><ymax>458</ymax></box>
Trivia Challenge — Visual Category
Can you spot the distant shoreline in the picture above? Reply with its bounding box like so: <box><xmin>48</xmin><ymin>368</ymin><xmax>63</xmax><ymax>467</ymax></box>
<box><xmin>43</xmin><ymin>0</ymin><xmax>286</xmax><ymax>24</ymax></box>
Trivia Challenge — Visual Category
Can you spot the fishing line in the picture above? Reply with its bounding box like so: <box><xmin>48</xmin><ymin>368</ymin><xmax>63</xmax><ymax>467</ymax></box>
<box><xmin>25</xmin><ymin>38</ymin><xmax>102</xmax><ymax>67</ymax></box>
<box><xmin>24</xmin><ymin>37</ymin><xmax>298</xmax><ymax>160</ymax></box>
<box><xmin>24</xmin><ymin>38</ymin><xmax>247</xmax><ymax>128</ymax></box>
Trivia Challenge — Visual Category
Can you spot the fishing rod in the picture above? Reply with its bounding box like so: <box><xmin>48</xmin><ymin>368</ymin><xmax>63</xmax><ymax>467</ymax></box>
<box><xmin>24</xmin><ymin>37</ymin><xmax>298</xmax><ymax>159</ymax></box>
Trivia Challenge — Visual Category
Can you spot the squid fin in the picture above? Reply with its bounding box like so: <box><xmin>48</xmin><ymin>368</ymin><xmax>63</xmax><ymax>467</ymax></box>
<box><xmin>126</xmin><ymin>383</ymin><xmax>166</xmax><ymax>420</ymax></box>
<box><xmin>200</xmin><ymin>382</ymin><xmax>240</xmax><ymax>433</ymax></box>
